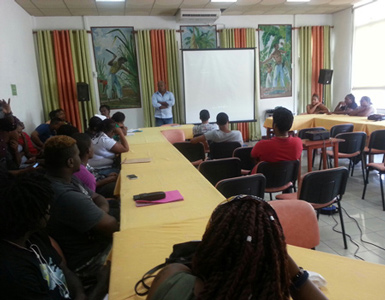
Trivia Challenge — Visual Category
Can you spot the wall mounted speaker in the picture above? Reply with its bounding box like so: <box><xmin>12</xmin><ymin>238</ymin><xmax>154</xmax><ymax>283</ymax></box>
<box><xmin>77</xmin><ymin>82</ymin><xmax>89</xmax><ymax>101</ymax></box>
<box><xmin>318</xmin><ymin>69</ymin><xmax>333</xmax><ymax>85</ymax></box>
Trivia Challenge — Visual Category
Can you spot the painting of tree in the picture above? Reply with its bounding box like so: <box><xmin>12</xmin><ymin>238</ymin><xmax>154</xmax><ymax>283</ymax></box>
<box><xmin>91</xmin><ymin>27</ymin><xmax>141</xmax><ymax>109</ymax></box>
<box><xmin>181</xmin><ymin>26</ymin><xmax>217</xmax><ymax>49</ymax></box>
<box><xmin>258</xmin><ymin>25</ymin><xmax>292</xmax><ymax>99</ymax></box>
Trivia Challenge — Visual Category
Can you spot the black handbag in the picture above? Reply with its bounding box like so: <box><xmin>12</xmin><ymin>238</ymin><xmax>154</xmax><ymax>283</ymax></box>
<box><xmin>368</xmin><ymin>114</ymin><xmax>385</xmax><ymax>121</ymax></box>
<box><xmin>134</xmin><ymin>241</ymin><xmax>200</xmax><ymax>296</ymax></box>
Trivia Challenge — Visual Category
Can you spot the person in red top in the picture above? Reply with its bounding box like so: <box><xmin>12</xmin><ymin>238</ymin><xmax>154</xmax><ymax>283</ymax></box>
<box><xmin>251</xmin><ymin>107</ymin><xmax>302</xmax><ymax>163</ymax></box>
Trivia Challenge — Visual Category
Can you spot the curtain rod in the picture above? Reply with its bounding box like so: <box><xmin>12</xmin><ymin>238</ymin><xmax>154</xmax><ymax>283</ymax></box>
<box><xmin>33</xmin><ymin>26</ymin><xmax>333</xmax><ymax>34</ymax></box>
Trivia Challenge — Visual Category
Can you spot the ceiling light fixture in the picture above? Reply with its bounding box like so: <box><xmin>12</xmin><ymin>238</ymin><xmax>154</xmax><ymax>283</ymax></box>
<box><xmin>287</xmin><ymin>0</ymin><xmax>310</xmax><ymax>2</ymax></box>
<box><xmin>95</xmin><ymin>0</ymin><xmax>125</xmax><ymax>2</ymax></box>
<box><xmin>211</xmin><ymin>0</ymin><xmax>237</xmax><ymax>3</ymax></box>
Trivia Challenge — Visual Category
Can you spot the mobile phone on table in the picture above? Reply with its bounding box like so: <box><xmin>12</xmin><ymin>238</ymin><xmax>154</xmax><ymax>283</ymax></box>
<box><xmin>127</xmin><ymin>174</ymin><xmax>138</xmax><ymax>180</ymax></box>
<box><xmin>33</xmin><ymin>163</ymin><xmax>39</xmax><ymax>168</ymax></box>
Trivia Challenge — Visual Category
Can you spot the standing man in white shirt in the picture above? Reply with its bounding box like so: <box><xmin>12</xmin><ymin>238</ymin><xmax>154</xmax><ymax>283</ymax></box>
<box><xmin>152</xmin><ymin>80</ymin><xmax>175</xmax><ymax>126</ymax></box>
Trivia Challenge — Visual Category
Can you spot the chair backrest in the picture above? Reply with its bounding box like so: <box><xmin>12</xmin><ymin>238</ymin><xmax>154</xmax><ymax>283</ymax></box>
<box><xmin>269</xmin><ymin>200</ymin><xmax>320</xmax><ymax>249</ymax></box>
<box><xmin>233</xmin><ymin>146</ymin><xmax>254</xmax><ymax>171</ymax></box>
<box><xmin>367</xmin><ymin>129</ymin><xmax>385</xmax><ymax>152</ymax></box>
<box><xmin>297</xmin><ymin>127</ymin><xmax>326</xmax><ymax>139</ymax></box>
<box><xmin>299</xmin><ymin>167</ymin><xmax>349</xmax><ymax>206</ymax></box>
<box><xmin>161</xmin><ymin>129</ymin><xmax>185</xmax><ymax>144</ymax></box>
<box><xmin>173</xmin><ymin>142</ymin><xmax>205</xmax><ymax>163</ymax></box>
<box><xmin>198</xmin><ymin>157</ymin><xmax>242</xmax><ymax>186</ymax></box>
<box><xmin>209</xmin><ymin>141</ymin><xmax>242</xmax><ymax>159</ymax></box>
<box><xmin>336</xmin><ymin>132</ymin><xmax>366</xmax><ymax>154</ymax></box>
<box><xmin>252</xmin><ymin>160</ymin><xmax>299</xmax><ymax>190</ymax></box>
<box><xmin>330</xmin><ymin>123</ymin><xmax>354</xmax><ymax>137</ymax></box>
<box><xmin>215</xmin><ymin>174</ymin><xmax>266</xmax><ymax>199</ymax></box>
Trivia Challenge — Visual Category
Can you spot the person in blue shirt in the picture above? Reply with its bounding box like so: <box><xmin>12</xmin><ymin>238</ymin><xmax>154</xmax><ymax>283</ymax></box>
<box><xmin>31</xmin><ymin>117</ymin><xmax>64</xmax><ymax>150</ymax></box>
<box><xmin>152</xmin><ymin>81</ymin><xmax>175</xmax><ymax>126</ymax></box>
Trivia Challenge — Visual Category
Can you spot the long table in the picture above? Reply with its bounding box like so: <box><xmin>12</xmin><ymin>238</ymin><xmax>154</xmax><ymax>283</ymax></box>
<box><xmin>264</xmin><ymin>114</ymin><xmax>385</xmax><ymax>136</ymax></box>
<box><xmin>110</xmin><ymin>220</ymin><xmax>385</xmax><ymax>300</ymax></box>
<box><xmin>109</xmin><ymin>125</ymin><xmax>385</xmax><ymax>300</ymax></box>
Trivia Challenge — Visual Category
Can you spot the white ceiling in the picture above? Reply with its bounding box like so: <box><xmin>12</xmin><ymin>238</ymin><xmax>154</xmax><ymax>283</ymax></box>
<box><xmin>15</xmin><ymin>0</ymin><xmax>361</xmax><ymax>17</ymax></box>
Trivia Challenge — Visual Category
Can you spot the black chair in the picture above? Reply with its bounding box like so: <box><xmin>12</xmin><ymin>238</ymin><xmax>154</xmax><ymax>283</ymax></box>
<box><xmin>326</xmin><ymin>132</ymin><xmax>366</xmax><ymax>179</ymax></box>
<box><xmin>233</xmin><ymin>146</ymin><xmax>254</xmax><ymax>175</ymax></box>
<box><xmin>173</xmin><ymin>142</ymin><xmax>206</xmax><ymax>167</ymax></box>
<box><xmin>198</xmin><ymin>157</ymin><xmax>242</xmax><ymax>186</ymax></box>
<box><xmin>276</xmin><ymin>167</ymin><xmax>349</xmax><ymax>249</ymax></box>
<box><xmin>330</xmin><ymin>123</ymin><xmax>354</xmax><ymax>137</ymax></box>
<box><xmin>362</xmin><ymin>130</ymin><xmax>385</xmax><ymax>210</ymax></box>
<box><xmin>209</xmin><ymin>141</ymin><xmax>242</xmax><ymax>159</ymax></box>
<box><xmin>215</xmin><ymin>174</ymin><xmax>266</xmax><ymax>199</ymax></box>
<box><xmin>298</xmin><ymin>127</ymin><xmax>326</xmax><ymax>167</ymax></box>
<box><xmin>251</xmin><ymin>160</ymin><xmax>299</xmax><ymax>200</ymax></box>
<box><xmin>363</xmin><ymin>129</ymin><xmax>385</xmax><ymax>166</ymax></box>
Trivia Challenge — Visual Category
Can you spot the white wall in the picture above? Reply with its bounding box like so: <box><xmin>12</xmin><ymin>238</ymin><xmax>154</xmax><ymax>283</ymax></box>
<box><xmin>332</xmin><ymin>8</ymin><xmax>354</xmax><ymax>108</ymax></box>
<box><xmin>0</xmin><ymin>0</ymin><xmax>43</xmax><ymax>133</ymax></box>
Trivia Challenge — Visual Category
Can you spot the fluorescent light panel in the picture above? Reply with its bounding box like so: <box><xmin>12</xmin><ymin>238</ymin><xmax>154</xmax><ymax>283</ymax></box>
<box><xmin>287</xmin><ymin>0</ymin><xmax>310</xmax><ymax>2</ymax></box>
<box><xmin>95</xmin><ymin>0</ymin><xmax>125</xmax><ymax>2</ymax></box>
<box><xmin>211</xmin><ymin>0</ymin><xmax>237</xmax><ymax>2</ymax></box>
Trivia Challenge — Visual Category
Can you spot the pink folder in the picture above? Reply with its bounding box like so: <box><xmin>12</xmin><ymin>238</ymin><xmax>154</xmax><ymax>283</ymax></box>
<box><xmin>135</xmin><ymin>190</ymin><xmax>184</xmax><ymax>207</ymax></box>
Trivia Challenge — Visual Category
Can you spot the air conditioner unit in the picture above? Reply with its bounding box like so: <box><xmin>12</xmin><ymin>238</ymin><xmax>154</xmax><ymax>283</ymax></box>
<box><xmin>176</xmin><ymin>9</ymin><xmax>221</xmax><ymax>22</ymax></box>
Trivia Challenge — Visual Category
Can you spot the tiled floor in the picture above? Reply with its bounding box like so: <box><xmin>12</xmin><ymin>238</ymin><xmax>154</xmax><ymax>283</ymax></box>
<box><xmin>300</xmin><ymin>153</ymin><xmax>385</xmax><ymax>265</ymax></box>
<box><xmin>247</xmin><ymin>140</ymin><xmax>385</xmax><ymax>264</ymax></box>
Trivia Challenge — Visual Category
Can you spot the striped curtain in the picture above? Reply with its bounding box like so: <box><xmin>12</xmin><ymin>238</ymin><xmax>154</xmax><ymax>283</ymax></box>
<box><xmin>220</xmin><ymin>28</ymin><xmax>260</xmax><ymax>141</ymax></box>
<box><xmin>35</xmin><ymin>30</ymin><xmax>96</xmax><ymax>131</ymax></box>
<box><xmin>137</xmin><ymin>29</ymin><xmax>182</xmax><ymax>127</ymax></box>
<box><xmin>298</xmin><ymin>26</ymin><xmax>332</xmax><ymax>114</ymax></box>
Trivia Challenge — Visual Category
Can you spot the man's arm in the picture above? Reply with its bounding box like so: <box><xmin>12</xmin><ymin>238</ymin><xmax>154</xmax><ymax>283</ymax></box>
<box><xmin>190</xmin><ymin>134</ymin><xmax>206</xmax><ymax>144</ymax></box>
<box><xmin>30</xmin><ymin>130</ymin><xmax>44</xmax><ymax>149</ymax></box>
<box><xmin>152</xmin><ymin>93</ymin><xmax>161</xmax><ymax>109</ymax></box>
<box><xmin>92</xmin><ymin>192</ymin><xmax>110</xmax><ymax>213</ymax></box>
<box><xmin>93</xmin><ymin>212</ymin><xmax>119</xmax><ymax>237</ymax></box>
<box><xmin>60</xmin><ymin>263</ymin><xmax>87</xmax><ymax>300</ymax></box>
<box><xmin>165</xmin><ymin>92</ymin><xmax>175</xmax><ymax>108</ymax></box>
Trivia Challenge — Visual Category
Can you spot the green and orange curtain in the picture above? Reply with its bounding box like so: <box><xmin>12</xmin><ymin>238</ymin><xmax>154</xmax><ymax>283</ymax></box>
<box><xmin>298</xmin><ymin>26</ymin><xmax>331</xmax><ymax>114</ymax></box>
<box><xmin>220</xmin><ymin>28</ymin><xmax>260</xmax><ymax>141</ymax></box>
<box><xmin>137</xmin><ymin>29</ymin><xmax>183</xmax><ymax>127</ymax></box>
<box><xmin>36</xmin><ymin>30</ymin><xmax>96</xmax><ymax>131</ymax></box>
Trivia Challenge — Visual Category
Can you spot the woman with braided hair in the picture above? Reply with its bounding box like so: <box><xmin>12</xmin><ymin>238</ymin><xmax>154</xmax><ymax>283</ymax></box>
<box><xmin>147</xmin><ymin>195</ymin><xmax>328</xmax><ymax>300</ymax></box>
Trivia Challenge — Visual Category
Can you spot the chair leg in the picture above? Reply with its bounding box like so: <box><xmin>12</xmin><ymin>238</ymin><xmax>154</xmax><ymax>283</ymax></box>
<box><xmin>380</xmin><ymin>174</ymin><xmax>385</xmax><ymax>211</ymax></box>
<box><xmin>316</xmin><ymin>209</ymin><xmax>320</xmax><ymax>220</ymax></box>
<box><xmin>362</xmin><ymin>168</ymin><xmax>370</xmax><ymax>199</ymax></box>
<box><xmin>337</xmin><ymin>201</ymin><xmax>348</xmax><ymax>249</ymax></box>
<box><xmin>312</xmin><ymin>149</ymin><xmax>316</xmax><ymax>167</ymax></box>
<box><xmin>361</xmin><ymin>154</ymin><xmax>365</xmax><ymax>182</ymax></box>
<box><xmin>319</xmin><ymin>154</ymin><xmax>323</xmax><ymax>170</ymax></box>
<box><xmin>269</xmin><ymin>193</ymin><xmax>272</xmax><ymax>201</ymax></box>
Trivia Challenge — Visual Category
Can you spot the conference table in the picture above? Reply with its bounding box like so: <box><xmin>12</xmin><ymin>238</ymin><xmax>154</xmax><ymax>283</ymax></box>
<box><xmin>264</xmin><ymin>114</ymin><xmax>385</xmax><ymax>136</ymax></box>
<box><xmin>109</xmin><ymin>124</ymin><xmax>385</xmax><ymax>300</ymax></box>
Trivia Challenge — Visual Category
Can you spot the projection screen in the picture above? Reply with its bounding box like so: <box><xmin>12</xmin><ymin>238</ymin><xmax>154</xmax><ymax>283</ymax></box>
<box><xmin>182</xmin><ymin>48</ymin><xmax>255</xmax><ymax>124</ymax></box>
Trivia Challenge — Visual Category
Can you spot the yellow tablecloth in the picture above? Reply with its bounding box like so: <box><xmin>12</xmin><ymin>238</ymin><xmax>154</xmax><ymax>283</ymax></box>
<box><xmin>109</xmin><ymin>221</ymin><xmax>385</xmax><ymax>300</ymax></box>
<box><xmin>264</xmin><ymin>114</ymin><xmax>385</xmax><ymax>136</ymax></box>
<box><xmin>118</xmin><ymin>127</ymin><xmax>224</xmax><ymax>231</ymax></box>
<box><xmin>128</xmin><ymin>125</ymin><xmax>194</xmax><ymax>145</ymax></box>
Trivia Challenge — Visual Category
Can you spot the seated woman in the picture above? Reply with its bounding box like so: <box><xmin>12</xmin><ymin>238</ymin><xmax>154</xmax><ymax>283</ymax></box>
<box><xmin>306</xmin><ymin>93</ymin><xmax>329</xmax><ymax>114</ymax></box>
<box><xmin>147</xmin><ymin>195</ymin><xmax>328</xmax><ymax>300</ymax></box>
<box><xmin>349</xmin><ymin>96</ymin><xmax>376</xmax><ymax>117</ymax></box>
<box><xmin>332</xmin><ymin>93</ymin><xmax>357</xmax><ymax>114</ymax></box>
<box><xmin>88</xmin><ymin>119</ymin><xmax>129</xmax><ymax>176</ymax></box>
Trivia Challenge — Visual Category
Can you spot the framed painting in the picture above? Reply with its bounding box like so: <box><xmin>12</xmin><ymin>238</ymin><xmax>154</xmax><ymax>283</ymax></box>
<box><xmin>91</xmin><ymin>27</ymin><xmax>141</xmax><ymax>109</ymax></box>
<box><xmin>180</xmin><ymin>25</ymin><xmax>217</xmax><ymax>49</ymax></box>
<box><xmin>258</xmin><ymin>25</ymin><xmax>292</xmax><ymax>99</ymax></box>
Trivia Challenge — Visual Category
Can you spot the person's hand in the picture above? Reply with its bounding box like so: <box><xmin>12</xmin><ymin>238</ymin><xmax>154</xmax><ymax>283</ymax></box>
<box><xmin>26</xmin><ymin>157</ymin><xmax>37</xmax><ymax>164</ymax></box>
<box><xmin>9</xmin><ymin>140</ymin><xmax>18</xmax><ymax>152</ymax></box>
<box><xmin>1</xmin><ymin>98</ymin><xmax>12</xmax><ymax>114</ymax></box>
<box><xmin>108</xmin><ymin>172</ymin><xmax>118</xmax><ymax>178</ymax></box>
